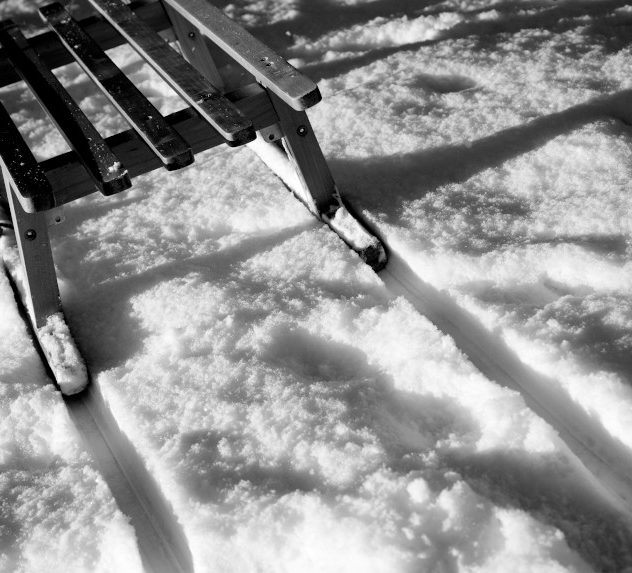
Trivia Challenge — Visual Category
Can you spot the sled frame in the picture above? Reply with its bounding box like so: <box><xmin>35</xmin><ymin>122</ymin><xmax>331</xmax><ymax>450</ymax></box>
<box><xmin>0</xmin><ymin>0</ymin><xmax>377</xmax><ymax>345</ymax></box>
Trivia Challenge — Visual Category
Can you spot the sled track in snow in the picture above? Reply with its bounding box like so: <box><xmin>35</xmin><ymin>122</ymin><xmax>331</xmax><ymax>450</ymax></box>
<box><xmin>251</xmin><ymin>141</ymin><xmax>632</xmax><ymax>520</ymax></box>
<box><xmin>4</xmin><ymin>266</ymin><xmax>193</xmax><ymax>573</ymax></box>
<box><xmin>380</xmin><ymin>253</ymin><xmax>632</xmax><ymax>521</ymax></box>
<box><xmin>65</xmin><ymin>388</ymin><xmax>195</xmax><ymax>573</ymax></box>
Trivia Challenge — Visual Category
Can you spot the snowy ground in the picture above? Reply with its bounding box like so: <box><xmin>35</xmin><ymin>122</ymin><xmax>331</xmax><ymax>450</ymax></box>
<box><xmin>2</xmin><ymin>0</ymin><xmax>632</xmax><ymax>572</ymax></box>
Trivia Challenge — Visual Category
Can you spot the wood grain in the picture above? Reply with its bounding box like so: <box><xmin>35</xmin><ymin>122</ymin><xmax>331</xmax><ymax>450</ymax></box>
<box><xmin>269</xmin><ymin>93</ymin><xmax>337</xmax><ymax>216</ymax></box>
<box><xmin>5</xmin><ymin>181</ymin><xmax>61</xmax><ymax>327</ymax></box>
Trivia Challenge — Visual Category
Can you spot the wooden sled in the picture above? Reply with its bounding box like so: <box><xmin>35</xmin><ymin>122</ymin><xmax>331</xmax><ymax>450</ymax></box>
<box><xmin>0</xmin><ymin>0</ymin><xmax>387</xmax><ymax>394</ymax></box>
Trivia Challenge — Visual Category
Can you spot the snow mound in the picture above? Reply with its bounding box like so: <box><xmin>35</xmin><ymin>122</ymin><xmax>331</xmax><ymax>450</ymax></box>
<box><xmin>37</xmin><ymin>313</ymin><xmax>88</xmax><ymax>395</ymax></box>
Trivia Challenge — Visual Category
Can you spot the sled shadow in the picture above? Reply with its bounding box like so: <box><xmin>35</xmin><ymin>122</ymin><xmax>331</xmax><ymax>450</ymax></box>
<box><xmin>59</xmin><ymin>220</ymin><xmax>314</xmax><ymax>370</ymax></box>
<box><xmin>330</xmin><ymin>89</ymin><xmax>632</xmax><ymax>222</ymax></box>
<box><xmin>175</xmin><ymin>325</ymin><xmax>478</xmax><ymax>504</ymax></box>
<box><xmin>464</xmin><ymin>277</ymin><xmax>632</xmax><ymax>385</ymax></box>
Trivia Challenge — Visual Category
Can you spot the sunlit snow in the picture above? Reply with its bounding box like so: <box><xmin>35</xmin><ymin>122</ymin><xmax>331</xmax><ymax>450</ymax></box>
<box><xmin>2</xmin><ymin>0</ymin><xmax>632</xmax><ymax>572</ymax></box>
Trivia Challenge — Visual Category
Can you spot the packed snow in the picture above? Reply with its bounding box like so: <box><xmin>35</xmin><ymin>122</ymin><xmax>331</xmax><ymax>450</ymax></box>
<box><xmin>2</xmin><ymin>0</ymin><xmax>632</xmax><ymax>572</ymax></box>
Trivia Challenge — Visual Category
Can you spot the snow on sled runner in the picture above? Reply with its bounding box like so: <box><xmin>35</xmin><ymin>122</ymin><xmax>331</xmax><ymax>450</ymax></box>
<box><xmin>0</xmin><ymin>197</ymin><xmax>88</xmax><ymax>396</ymax></box>
<box><xmin>0</xmin><ymin>0</ymin><xmax>386</xmax><ymax>394</ymax></box>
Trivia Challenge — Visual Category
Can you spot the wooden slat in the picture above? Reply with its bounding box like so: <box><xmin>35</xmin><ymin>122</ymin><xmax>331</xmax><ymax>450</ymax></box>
<box><xmin>0</xmin><ymin>1</ymin><xmax>171</xmax><ymax>88</ymax></box>
<box><xmin>42</xmin><ymin>84</ymin><xmax>278</xmax><ymax>205</ymax></box>
<box><xmin>87</xmin><ymin>0</ymin><xmax>255</xmax><ymax>144</ymax></box>
<box><xmin>0</xmin><ymin>101</ymin><xmax>56</xmax><ymax>213</ymax></box>
<box><xmin>0</xmin><ymin>20</ymin><xmax>131</xmax><ymax>196</ymax></box>
<box><xmin>161</xmin><ymin>0</ymin><xmax>321</xmax><ymax>110</ymax></box>
<box><xmin>40</xmin><ymin>2</ymin><xmax>194</xmax><ymax>171</ymax></box>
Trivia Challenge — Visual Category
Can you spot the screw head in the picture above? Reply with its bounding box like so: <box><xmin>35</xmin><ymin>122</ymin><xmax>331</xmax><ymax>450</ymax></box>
<box><xmin>188</xmin><ymin>31</ymin><xmax>196</xmax><ymax>38</ymax></box>
<box><xmin>296</xmin><ymin>125</ymin><xmax>308</xmax><ymax>137</ymax></box>
<box><xmin>25</xmin><ymin>229</ymin><xmax>36</xmax><ymax>241</ymax></box>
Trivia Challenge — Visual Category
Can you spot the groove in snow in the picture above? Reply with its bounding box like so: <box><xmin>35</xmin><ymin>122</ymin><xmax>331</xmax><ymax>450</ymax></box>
<box><xmin>380</xmin><ymin>252</ymin><xmax>632</xmax><ymax>523</ymax></box>
<box><xmin>65</xmin><ymin>385</ymin><xmax>195</xmax><ymax>573</ymax></box>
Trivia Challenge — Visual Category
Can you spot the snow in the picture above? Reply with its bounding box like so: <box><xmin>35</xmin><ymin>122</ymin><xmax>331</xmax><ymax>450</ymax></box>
<box><xmin>248</xmin><ymin>135</ymin><xmax>386</xmax><ymax>266</ymax></box>
<box><xmin>36</xmin><ymin>313</ymin><xmax>88</xmax><ymax>395</ymax></box>
<box><xmin>0</xmin><ymin>271</ymin><xmax>143</xmax><ymax>573</ymax></box>
<box><xmin>0</xmin><ymin>208</ymin><xmax>87</xmax><ymax>395</ymax></box>
<box><xmin>323</xmin><ymin>202</ymin><xmax>387</xmax><ymax>267</ymax></box>
<box><xmin>2</xmin><ymin>0</ymin><xmax>632</xmax><ymax>572</ymax></box>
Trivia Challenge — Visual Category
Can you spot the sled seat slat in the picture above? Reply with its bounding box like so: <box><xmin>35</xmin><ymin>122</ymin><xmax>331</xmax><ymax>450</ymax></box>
<box><xmin>162</xmin><ymin>0</ymin><xmax>321</xmax><ymax>110</ymax></box>
<box><xmin>0</xmin><ymin>1</ymin><xmax>171</xmax><ymax>89</ymax></box>
<box><xmin>41</xmin><ymin>2</ymin><xmax>194</xmax><ymax>171</ymax></box>
<box><xmin>0</xmin><ymin>102</ymin><xmax>55</xmax><ymax>213</ymax></box>
<box><xmin>88</xmin><ymin>0</ymin><xmax>255</xmax><ymax>145</ymax></box>
<box><xmin>41</xmin><ymin>84</ymin><xmax>277</xmax><ymax>206</ymax></box>
<box><xmin>0</xmin><ymin>20</ymin><xmax>131</xmax><ymax>197</ymax></box>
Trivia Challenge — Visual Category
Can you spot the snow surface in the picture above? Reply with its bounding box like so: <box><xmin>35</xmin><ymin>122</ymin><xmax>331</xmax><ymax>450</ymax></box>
<box><xmin>0</xmin><ymin>271</ymin><xmax>143</xmax><ymax>572</ymax></box>
<box><xmin>3</xmin><ymin>0</ymin><xmax>632</xmax><ymax>572</ymax></box>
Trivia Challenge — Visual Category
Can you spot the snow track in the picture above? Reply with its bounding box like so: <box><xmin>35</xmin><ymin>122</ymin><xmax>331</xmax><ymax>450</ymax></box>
<box><xmin>4</xmin><ymin>266</ymin><xmax>191</xmax><ymax>573</ymax></box>
<box><xmin>381</xmin><ymin>252</ymin><xmax>632</xmax><ymax>522</ymax></box>
<box><xmin>3</xmin><ymin>240</ymin><xmax>192</xmax><ymax>573</ymax></box>
<box><xmin>65</xmin><ymin>387</ymin><xmax>194</xmax><ymax>573</ymax></box>
<box><xmin>250</xmin><ymin>133</ymin><xmax>632</xmax><ymax>525</ymax></box>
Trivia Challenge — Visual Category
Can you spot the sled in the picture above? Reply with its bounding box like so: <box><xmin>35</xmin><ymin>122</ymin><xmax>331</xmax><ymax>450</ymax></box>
<box><xmin>0</xmin><ymin>0</ymin><xmax>387</xmax><ymax>394</ymax></box>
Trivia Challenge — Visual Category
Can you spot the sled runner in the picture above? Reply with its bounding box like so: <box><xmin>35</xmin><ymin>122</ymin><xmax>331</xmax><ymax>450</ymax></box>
<box><xmin>0</xmin><ymin>0</ymin><xmax>387</xmax><ymax>394</ymax></box>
